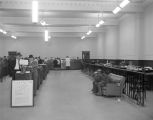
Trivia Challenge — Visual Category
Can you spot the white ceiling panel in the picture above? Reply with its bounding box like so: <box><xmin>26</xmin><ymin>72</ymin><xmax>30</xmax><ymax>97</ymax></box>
<box><xmin>0</xmin><ymin>0</ymin><xmax>152</xmax><ymax>39</ymax></box>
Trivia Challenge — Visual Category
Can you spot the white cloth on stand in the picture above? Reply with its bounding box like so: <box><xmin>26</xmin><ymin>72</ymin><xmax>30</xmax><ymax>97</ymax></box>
<box><xmin>65</xmin><ymin>58</ymin><xmax>70</xmax><ymax>67</ymax></box>
<box><xmin>15</xmin><ymin>59</ymin><xmax>20</xmax><ymax>70</ymax></box>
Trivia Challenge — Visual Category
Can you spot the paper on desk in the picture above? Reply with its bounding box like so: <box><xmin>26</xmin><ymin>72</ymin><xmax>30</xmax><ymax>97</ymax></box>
<box><xmin>16</xmin><ymin>71</ymin><xmax>21</xmax><ymax>73</ymax></box>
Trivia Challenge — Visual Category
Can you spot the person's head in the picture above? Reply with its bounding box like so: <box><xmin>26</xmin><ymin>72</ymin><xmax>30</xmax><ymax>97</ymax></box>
<box><xmin>16</xmin><ymin>52</ymin><xmax>22</xmax><ymax>60</ymax></box>
<box><xmin>97</xmin><ymin>69</ymin><xmax>102</xmax><ymax>75</ymax></box>
<box><xmin>29</xmin><ymin>55</ymin><xmax>34</xmax><ymax>62</ymax></box>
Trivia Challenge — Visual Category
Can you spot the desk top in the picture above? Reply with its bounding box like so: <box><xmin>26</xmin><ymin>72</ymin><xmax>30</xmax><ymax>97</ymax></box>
<box><xmin>83</xmin><ymin>62</ymin><xmax>153</xmax><ymax>76</ymax></box>
<box><xmin>39</xmin><ymin>64</ymin><xmax>46</xmax><ymax>66</ymax></box>
<box><xmin>16</xmin><ymin>71</ymin><xmax>31</xmax><ymax>74</ymax></box>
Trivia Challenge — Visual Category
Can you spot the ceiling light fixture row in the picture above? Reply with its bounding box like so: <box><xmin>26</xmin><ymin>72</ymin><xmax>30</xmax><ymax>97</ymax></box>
<box><xmin>32</xmin><ymin>1</ymin><xmax>48</xmax><ymax>26</ymax></box>
<box><xmin>32</xmin><ymin>1</ymin><xmax>50</xmax><ymax>42</ymax></box>
<box><xmin>113</xmin><ymin>0</ymin><xmax>130</xmax><ymax>14</ymax></box>
<box><xmin>81</xmin><ymin>29</ymin><xmax>93</xmax><ymax>40</ymax></box>
<box><xmin>0</xmin><ymin>28</ymin><xmax>17</xmax><ymax>39</ymax></box>
<box><xmin>81</xmin><ymin>17</ymin><xmax>105</xmax><ymax>40</ymax></box>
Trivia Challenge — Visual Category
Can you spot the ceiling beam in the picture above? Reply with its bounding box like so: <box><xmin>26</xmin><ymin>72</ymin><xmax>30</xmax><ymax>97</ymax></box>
<box><xmin>15</xmin><ymin>32</ymin><xmax>97</xmax><ymax>37</ymax></box>
<box><xmin>0</xmin><ymin>0</ymin><xmax>144</xmax><ymax>13</ymax></box>
<box><xmin>5</xmin><ymin>26</ymin><xmax>106</xmax><ymax>33</ymax></box>
<box><xmin>0</xmin><ymin>17</ymin><xmax>118</xmax><ymax>26</ymax></box>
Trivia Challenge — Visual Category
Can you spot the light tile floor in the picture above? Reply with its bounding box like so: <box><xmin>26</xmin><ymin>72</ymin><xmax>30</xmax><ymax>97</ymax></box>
<box><xmin>0</xmin><ymin>70</ymin><xmax>153</xmax><ymax>120</ymax></box>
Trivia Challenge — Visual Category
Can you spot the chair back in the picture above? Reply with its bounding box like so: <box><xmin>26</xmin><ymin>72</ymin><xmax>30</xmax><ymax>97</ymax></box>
<box><xmin>108</xmin><ymin>73</ymin><xmax>125</xmax><ymax>90</ymax></box>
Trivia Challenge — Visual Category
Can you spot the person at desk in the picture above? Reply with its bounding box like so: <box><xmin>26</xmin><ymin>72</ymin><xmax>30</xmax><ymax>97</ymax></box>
<box><xmin>38</xmin><ymin>56</ymin><xmax>43</xmax><ymax>64</ymax></box>
<box><xmin>12</xmin><ymin>52</ymin><xmax>22</xmax><ymax>80</ymax></box>
<box><xmin>29</xmin><ymin>55</ymin><xmax>38</xmax><ymax>68</ymax></box>
<box><xmin>28</xmin><ymin>55</ymin><xmax>38</xmax><ymax>96</ymax></box>
<box><xmin>53</xmin><ymin>58</ymin><xmax>58</xmax><ymax>68</ymax></box>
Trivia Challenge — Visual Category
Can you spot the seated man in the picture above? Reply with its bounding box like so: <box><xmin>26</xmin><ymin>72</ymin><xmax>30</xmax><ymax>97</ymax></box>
<box><xmin>96</xmin><ymin>72</ymin><xmax>119</xmax><ymax>96</ymax></box>
<box><xmin>96</xmin><ymin>73</ymin><xmax>111</xmax><ymax>96</ymax></box>
<box><xmin>92</xmin><ymin>69</ymin><xmax>103</xmax><ymax>94</ymax></box>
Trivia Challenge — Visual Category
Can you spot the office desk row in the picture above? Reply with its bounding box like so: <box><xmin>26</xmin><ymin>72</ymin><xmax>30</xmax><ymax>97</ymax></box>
<box><xmin>15</xmin><ymin>64</ymin><xmax>49</xmax><ymax>96</ymax></box>
<box><xmin>81</xmin><ymin>62</ymin><xmax>153</xmax><ymax>106</ymax></box>
<box><xmin>0</xmin><ymin>60</ymin><xmax>8</xmax><ymax>82</ymax></box>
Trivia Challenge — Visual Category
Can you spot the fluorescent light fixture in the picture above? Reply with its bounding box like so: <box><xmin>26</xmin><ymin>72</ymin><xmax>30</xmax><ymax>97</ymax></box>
<box><xmin>86</xmin><ymin>30</ymin><xmax>92</xmax><ymax>35</ymax></box>
<box><xmin>0</xmin><ymin>29</ymin><xmax>3</xmax><ymax>33</ymax></box>
<box><xmin>45</xmin><ymin>30</ymin><xmax>49</xmax><ymax>42</ymax></box>
<box><xmin>32</xmin><ymin>1</ymin><xmax>38</xmax><ymax>23</ymax></box>
<box><xmin>81</xmin><ymin>36</ymin><xmax>85</xmax><ymax>40</ymax></box>
<box><xmin>11</xmin><ymin>35</ymin><xmax>17</xmax><ymax>39</ymax></box>
<box><xmin>96</xmin><ymin>23</ymin><xmax>100</xmax><ymax>28</ymax></box>
<box><xmin>113</xmin><ymin>7</ymin><xmax>121</xmax><ymax>14</ymax></box>
<box><xmin>120</xmin><ymin>0</ymin><xmax>130</xmax><ymax>8</ymax></box>
<box><xmin>2</xmin><ymin>30</ymin><xmax>7</xmax><ymax>34</ymax></box>
<box><xmin>99</xmin><ymin>20</ymin><xmax>104</xmax><ymax>25</ymax></box>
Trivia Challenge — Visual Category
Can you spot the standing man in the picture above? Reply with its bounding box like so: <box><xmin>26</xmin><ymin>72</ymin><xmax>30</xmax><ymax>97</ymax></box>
<box><xmin>28</xmin><ymin>55</ymin><xmax>38</xmax><ymax>96</ymax></box>
<box><xmin>12</xmin><ymin>52</ymin><xmax>22</xmax><ymax>80</ymax></box>
<box><xmin>65</xmin><ymin>56</ymin><xmax>70</xmax><ymax>70</ymax></box>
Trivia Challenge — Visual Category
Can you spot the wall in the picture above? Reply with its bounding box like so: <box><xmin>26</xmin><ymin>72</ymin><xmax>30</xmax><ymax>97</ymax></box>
<box><xmin>0</xmin><ymin>38</ymin><xmax>6</xmax><ymax>57</ymax></box>
<box><xmin>97</xmin><ymin>33</ymin><xmax>105</xmax><ymax>59</ymax></box>
<box><xmin>2</xmin><ymin>3</ymin><xmax>153</xmax><ymax>60</ymax></box>
<box><xmin>2</xmin><ymin>37</ymin><xmax>98</xmax><ymax>59</ymax></box>
<box><xmin>0</xmin><ymin>39</ymin><xmax>2</xmax><ymax>56</ymax></box>
<box><xmin>96</xmin><ymin>3</ymin><xmax>153</xmax><ymax>61</ymax></box>
<box><xmin>144</xmin><ymin>3</ymin><xmax>153</xmax><ymax>60</ymax></box>
<box><xmin>96</xmin><ymin>13</ymin><xmax>144</xmax><ymax>60</ymax></box>
<box><xmin>118</xmin><ymin>13</ymin><xmax>144</xmax><ymax>60</ymax></box>
<box><xmin>105</xmin><ymin>26</ymin><xmax>119</xmax><ymax>59</ymax></box>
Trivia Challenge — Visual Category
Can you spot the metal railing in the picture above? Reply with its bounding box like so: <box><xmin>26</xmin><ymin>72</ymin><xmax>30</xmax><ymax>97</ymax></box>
<box><xmin>82</xmin><ymin>62</ymin><xmax>147</xmax><ymax>106</ymax></box>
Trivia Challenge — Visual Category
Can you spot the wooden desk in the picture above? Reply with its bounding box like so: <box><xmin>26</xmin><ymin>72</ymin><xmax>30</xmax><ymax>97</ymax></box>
<box><xmin>15</xmin><ymin>71</ymin><xmax>32</xmax><ymax>80</ymax></box>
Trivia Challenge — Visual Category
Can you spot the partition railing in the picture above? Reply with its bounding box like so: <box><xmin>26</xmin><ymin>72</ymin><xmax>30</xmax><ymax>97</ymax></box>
<box><xmin>82</xmin><ymin>62</ymin><xmax>148</xmax><ymax>106</ymax></box>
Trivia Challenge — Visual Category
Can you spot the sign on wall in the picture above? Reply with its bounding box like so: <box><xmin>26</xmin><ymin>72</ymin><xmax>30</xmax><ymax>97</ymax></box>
<box><xmin>11</xmin><ymin>80</ymin><xmax>34</xmax><ymax>107</ymax></box>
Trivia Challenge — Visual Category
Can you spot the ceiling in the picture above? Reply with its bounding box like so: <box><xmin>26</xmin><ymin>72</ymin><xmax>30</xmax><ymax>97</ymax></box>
<box><xmin>0</xmin><ymin>0</ymin><xmax>152</xmax><ymax>39</ymax></box>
